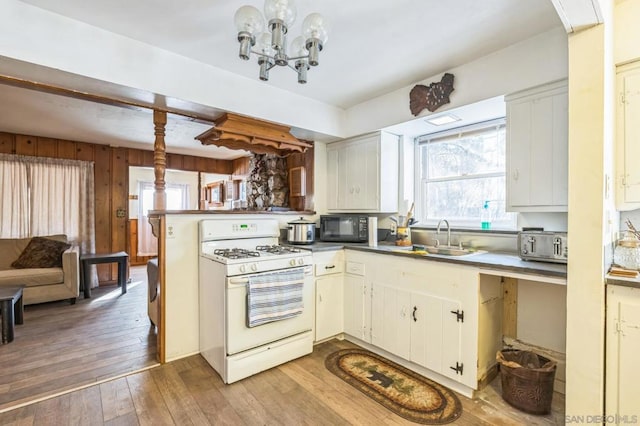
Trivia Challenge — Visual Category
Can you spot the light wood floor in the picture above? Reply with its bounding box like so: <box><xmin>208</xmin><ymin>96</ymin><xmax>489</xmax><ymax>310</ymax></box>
<box><xmin>0</xmin><ymin>266</ymin><xmax>158</xmax><ymax>411</ymax></box>
<box><xmin>0</xmin><ymin>337</ymin><xmax>564</xmax><ymax>425</ymax></box>
<box><xmin>0</xmin><ymin>265</ymin><xmax>564</xmax><ymax>424</ymax></box>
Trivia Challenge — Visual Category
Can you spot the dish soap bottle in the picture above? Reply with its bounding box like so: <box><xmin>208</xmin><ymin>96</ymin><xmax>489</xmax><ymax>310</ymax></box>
<box><xmin>481</xmin><ymin>201</ymin><xmax>491</xmax><ymax>230</ymax></box>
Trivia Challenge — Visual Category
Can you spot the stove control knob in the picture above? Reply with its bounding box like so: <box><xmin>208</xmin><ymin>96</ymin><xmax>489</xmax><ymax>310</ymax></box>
<box><xmin>290</xmin><ymin>259</ymin><xmax>297</xmax><ymax>266</ymax></box>
<box><xmin>297</xmin><ymin>257</ymin><xmax>304</xmax><ymax>265</ymax></box>
<box><xmin>251</xmin><ymin>263</ymin><xmax>258</xmax><ymax>271</ymax></box>
<box><xmin>240</xmin><ymin>265</ymin><xmax>246</xmax><ymax>273</ymax></box>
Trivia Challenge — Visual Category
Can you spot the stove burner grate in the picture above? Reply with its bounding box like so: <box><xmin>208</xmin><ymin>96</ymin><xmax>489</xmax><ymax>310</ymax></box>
<box><xmin>256</xmin><ymin>245</ymin><xmax>302</xmax><ymax>255</ymax></box>
<box><xmin>213</xmin><ymin>248</ymin><xmax>261</xmax><ymax>259</ymax></box>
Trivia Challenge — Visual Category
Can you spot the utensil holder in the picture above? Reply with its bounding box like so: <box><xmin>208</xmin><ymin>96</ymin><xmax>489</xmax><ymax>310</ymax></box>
<box><xmin>396</xmin><ymin>227</ymin><xmax>411</xmax><ymax>246</ymax></box>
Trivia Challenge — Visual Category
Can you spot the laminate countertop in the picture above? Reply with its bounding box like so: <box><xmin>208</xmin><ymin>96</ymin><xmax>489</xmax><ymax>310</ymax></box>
<box><xmin>289</xmin><ymin>241</ymin><xmax>567</xmax><ymax>280</ymax></box>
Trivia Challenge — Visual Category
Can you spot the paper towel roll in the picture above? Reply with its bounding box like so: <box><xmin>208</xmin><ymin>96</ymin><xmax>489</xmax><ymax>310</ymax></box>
<box><xmin>368</xmin><ymin>217</ymin><xmax>378</xmax><ymax>247</ymax></box>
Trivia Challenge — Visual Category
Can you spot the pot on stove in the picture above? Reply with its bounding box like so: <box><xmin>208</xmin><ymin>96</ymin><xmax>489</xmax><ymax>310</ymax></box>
<box><xmin>287</xmin><ymin>217</ymin><xmax>316</xmax><ymax>245</ymax></box>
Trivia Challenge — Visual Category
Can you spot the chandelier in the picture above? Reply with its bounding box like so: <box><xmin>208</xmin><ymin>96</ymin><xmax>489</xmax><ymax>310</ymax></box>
<box><xmin>234</xmin><ymin>0</ymin><xmax>329</xmax><ymax>84</ymax></box>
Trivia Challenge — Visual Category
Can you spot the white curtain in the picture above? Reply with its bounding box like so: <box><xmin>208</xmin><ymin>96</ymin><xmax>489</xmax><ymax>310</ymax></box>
<box><xmin>0</xmin><ymin>154</ymin><xmax>97</xmax><ymax>285</ymax></box>
<box><xmin>0</xmin><ymin>156</ymin><xmax>29</xmax><ymax>238</ymax></box>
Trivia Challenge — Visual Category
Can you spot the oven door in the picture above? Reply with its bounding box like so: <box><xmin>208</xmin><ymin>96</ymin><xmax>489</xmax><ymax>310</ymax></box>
<box><xmin>225</xmin><ymin>266</ymin><xmax>314</xmax><ymax>355</ymax></box>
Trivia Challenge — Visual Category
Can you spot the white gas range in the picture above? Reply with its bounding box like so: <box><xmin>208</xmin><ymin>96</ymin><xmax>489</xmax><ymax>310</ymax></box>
<box><xmin>198</xmin><ymin>218</ymin><xmax>314</xmax><ymax>384</ymax></box>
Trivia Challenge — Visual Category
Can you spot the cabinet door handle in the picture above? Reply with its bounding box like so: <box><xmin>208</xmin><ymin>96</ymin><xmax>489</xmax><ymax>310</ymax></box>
<box><xmin>412</xmin><ymin>306</ymin><xmax>417</xmax><ymax>322</ymax></box>
<box><xmin>400</xmin><ymin>307</ymin><xmax>406</xmax><ymax>318</ymax></box>
<box><xmin>325</xmin><ymin>265</ymin><xmax>336</xmax><ymax>269</ymax></box>
<box><xmin>513</xmin><ymin>169</ymin><xmax>519</xmax><ymax>181</ymax></box>
<box><xmin>318</xmin><ymin>294</ymin><xmax>323</xmax><ymax>303</ymax></box>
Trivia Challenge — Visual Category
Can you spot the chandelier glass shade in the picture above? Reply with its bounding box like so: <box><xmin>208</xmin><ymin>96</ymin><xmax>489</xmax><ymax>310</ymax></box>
<box><xmin>234</xmin><ymin>0</ymin><xmax>329</xmax><ymax>84</ymax></box>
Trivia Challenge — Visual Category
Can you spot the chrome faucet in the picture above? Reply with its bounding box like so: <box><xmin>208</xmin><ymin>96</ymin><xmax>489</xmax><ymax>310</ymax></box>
<box><xmin>436</xmin><ymin>219</ymin><xmax>451</xmax><ymax>247</ymax></box>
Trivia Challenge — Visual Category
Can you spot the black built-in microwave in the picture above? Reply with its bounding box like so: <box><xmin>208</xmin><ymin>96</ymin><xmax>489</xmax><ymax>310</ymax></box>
<box><xmin>319</xmin><ymin>215</ymin><xmax>368</xmax><ymax>243</ymax></box>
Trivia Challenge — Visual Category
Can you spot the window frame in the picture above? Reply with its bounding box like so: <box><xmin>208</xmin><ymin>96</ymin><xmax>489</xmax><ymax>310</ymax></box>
<box><xmin>413</xmin><ymin>118</ymin><xmax>516</xmax><ymax>230</ymax></box>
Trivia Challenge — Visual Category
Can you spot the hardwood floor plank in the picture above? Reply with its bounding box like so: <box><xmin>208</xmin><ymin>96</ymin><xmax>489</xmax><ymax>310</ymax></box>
<box><xmin>126</xmin><ymin>370</ymin><xmax>174</xmax><ymax>426</ymax></box>
<box><xmin>0</xmin><ymin>404</ymin><xmax>36</xmax><ymax>425</ymax></box>
<box><xmin>68</xmin><ymin>385</ymin><xmax>104</xmax><ymax>426</ymax></box>
<box><xmin>100</xmin><ymin>377</ymin><xmax>137</xmax><ymax>423</ymax></box>
<box><xmin>149</xmin><ymin>363</ymin><xmax>209</xmax><ymax>425</ymax></box>
<box><xmin>32</xmin><ymin>394</ymin><xmax>71</xmax><ymax>425</ymax></box>
<box><xmin>175</xmin><ymin>357</ymin><xmax>246</xmax><ymax>425</ymax></box>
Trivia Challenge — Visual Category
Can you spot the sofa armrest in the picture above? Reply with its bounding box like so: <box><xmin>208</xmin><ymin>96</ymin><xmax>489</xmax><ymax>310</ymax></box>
<box><xmin>62</xmin><ymin>245</ymin><xmax>80</xmax><ymax>297</ymax></box>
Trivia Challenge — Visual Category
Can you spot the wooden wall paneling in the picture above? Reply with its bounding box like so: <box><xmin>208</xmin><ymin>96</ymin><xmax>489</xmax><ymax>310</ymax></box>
<box><xmin>166</xmin><ymin>153</ymin><xmax>182</xmax><ymax>171</ymax></box>
<box><xmin>287</xmin><ymin>145</ymin><xmax>314</xmax><ymax>211</ymax></box>
<box><xmin>75</xmin><ymin>141</ymin><xmax>95</xmax><ymax>162</ymax></box>
<box><xmin>15</xmin><ymin>135</ymin><xmax>37</xmax><ymax>156</ymax></box>
<box><xmin>94</xmin><ymin>144</ymin><xmax>112</xmax><ymax>284</ymax></box>
<box><xmin>182</xmin><ymin>155</ymin><xmax>195</xmax><ymax>172</ymax></box>
<box><xmin>128</xmin><ymin>148</ymin><xmax>143</xmax><ymax>167</ymax></box>
<box><xmin>0</xmin><ymin>132</ymin><xmax>15</xmax><ymax>153</ymax></box>
<box><xmin>142</xmin><ymin>150</ymin><xmax>154</xmax><ymax>167</ymax></box>
<box><xmin>111</xmin><ymin>147</ymin><xmax>129</xmax><ymax>279</ymax></box>
<box><xmin>232</xmin><ymin>157</ymin><xmax>250</xmax><ymax>176</ymax></box>
<box><xmin>205</xmin><ymin>158</ymin><xmax>233</xmax><ymax>174</ymax></box>
<box><xmin>57</xmin><ymin>140</ymin><xmax>77</xmax><ymax>159</ymax></box>
<box><xmin>36</xmin><ymin>137</ymin><xmax>58</xmax><ymax>158</ymax></box>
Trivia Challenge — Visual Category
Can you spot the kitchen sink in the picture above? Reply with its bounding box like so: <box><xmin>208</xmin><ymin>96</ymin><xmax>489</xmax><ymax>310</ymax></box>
<box><xmin>423</xmin><ymin>245</ymin><xmax>483</xmax><ymax>256</ymax></box>
<box><xmin>391</xmin><ymin>245</ymin><xmax>484</xmax><ymax>257</ymax></box>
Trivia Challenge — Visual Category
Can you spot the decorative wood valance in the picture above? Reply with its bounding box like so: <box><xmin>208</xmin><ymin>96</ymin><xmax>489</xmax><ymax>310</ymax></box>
<box><xmin>195</xmin><ymin>113</ymin><xmax>313</xmax><ymax>156</ymax></box>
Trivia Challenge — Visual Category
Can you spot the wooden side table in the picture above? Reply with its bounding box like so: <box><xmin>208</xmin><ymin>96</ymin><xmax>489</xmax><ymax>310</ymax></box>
<box><xmin>80</xmin><ymin>251</ymin><xmax>129</xmax><ymax>298</ymax></box>
<box><xmin>0</xmin><ymin>286</ymin><xmax>24</xmax><ymax>344</ymax></box>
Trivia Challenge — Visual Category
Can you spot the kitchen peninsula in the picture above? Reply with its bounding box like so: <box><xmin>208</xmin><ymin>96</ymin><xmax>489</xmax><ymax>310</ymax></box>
<box><xmin>152</xmin><ymin>210</ymin><xmax>566</xmax><ymax>397</ymax></box>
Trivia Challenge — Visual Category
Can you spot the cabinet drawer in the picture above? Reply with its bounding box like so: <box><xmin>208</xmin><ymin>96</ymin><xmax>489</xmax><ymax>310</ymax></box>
<box><xmin>346</xmin><ymin>261</ymin><xmax>365</xmax><ymax>276</ymax></box>
<box><xmin>313</xmin><ymin>250</ymin><xmax>345</xmax><ymax>276</ymax></box>
<box><xmin>315</xmin><ymin>261</ymin><xmax>344</xmax><ymax>276</ymax></box>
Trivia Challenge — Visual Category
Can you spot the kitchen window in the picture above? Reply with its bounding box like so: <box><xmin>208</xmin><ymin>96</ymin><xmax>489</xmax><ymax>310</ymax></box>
<box><xmin>416</xmin><ymin>118</ymin><xmax>516</xmax><ymax>229</ymax></box>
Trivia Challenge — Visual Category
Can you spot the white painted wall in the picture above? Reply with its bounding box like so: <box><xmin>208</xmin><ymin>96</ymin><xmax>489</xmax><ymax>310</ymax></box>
<box><xmin>517</xmin><ymin>280</ymin><xmax>567</xmax><ymax>353</ymax></box>
<box><xmin>565</xmin><ymin>5</ymin><xmax>613</xmax><ymax>417</ymax></box>
<box><xmin>345</xmin><ymin>28</ymin><xmax>568</xmax><ymax>137</ymax></box>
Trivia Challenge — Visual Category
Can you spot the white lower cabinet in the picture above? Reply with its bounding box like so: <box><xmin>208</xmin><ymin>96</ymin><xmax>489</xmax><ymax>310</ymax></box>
<box><xmin>344</xmin><ymin>250</ymin><xmax>498</xmax><ymax>392</ymax></box>
<box><xmin>410</xmin><ymin>294</ymin><xmax>462</xmax><ymax>382</ymax></box>
<box><xmin>371</xmin><ymin>280</ymin><xmax>411</xmax><ymax>360</ymax></box>
<box><xmin>606</xmin><ymin>285</ymin><xmax>640</xmax><ymax>422</ymax></box>
<box><xmin>313</xmin><ymin>250</ymin><xmax>344</xmax><ymax>342</ymax></box>
<box><xmin>343</xmin><ymin>259</ymin><xmax>371</xmax><ymax>343</ymax></box>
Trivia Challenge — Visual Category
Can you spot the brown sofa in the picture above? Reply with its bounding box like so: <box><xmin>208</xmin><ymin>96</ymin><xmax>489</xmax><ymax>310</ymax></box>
<box><xmin>0</xmin><ymin>235</ymin><xmax>80</xmax><ymax>305</ymax></box>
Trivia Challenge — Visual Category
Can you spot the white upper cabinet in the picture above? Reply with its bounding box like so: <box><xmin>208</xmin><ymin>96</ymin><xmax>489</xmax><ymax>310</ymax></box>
<box><xmin>616</xmin><ymin>62</ymin><xmax>640</xmax><ymax>210</ymax></box>
<box><xmin>506</xmin><ymin>80</ymin><xmax>568</xmax><ymax>212</ymax></box>
<box><xmin>326</xmin><ymin>131</ymin><xmax>399</xmax><ymax>212</ymax></box>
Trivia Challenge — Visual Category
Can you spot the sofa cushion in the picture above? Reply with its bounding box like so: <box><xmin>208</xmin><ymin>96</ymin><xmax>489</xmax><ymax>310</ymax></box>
<box><xmin>0</xmin><ymin>235</ymin><xmax>68</xmax><ymax>270</ymax></box>
<box><xmin>11</xmin><ymin>237</ymin><xmax>71</xmax><ymax>268</ymax></box>
<box><xmin>0</xmin><ymin>267</ymin><xmax>64</xmax><ymax>287</ymax></box>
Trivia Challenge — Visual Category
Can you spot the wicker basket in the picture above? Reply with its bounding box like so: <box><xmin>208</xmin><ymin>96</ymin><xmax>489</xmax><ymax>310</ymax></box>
<box><xmin>497</xmin><ymin>349</ymin><xmax>557</xmax><ymax>415</ymax></box>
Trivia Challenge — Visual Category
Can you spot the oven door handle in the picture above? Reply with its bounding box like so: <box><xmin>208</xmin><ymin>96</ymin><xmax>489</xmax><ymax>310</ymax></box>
<box><xmin>228</xmin><ymin>266</ymin><xmax>313</xmax><ymax>285</ymax></box>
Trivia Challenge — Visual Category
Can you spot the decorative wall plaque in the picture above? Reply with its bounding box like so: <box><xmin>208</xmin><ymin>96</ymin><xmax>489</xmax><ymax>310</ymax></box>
<box><xmin>409</xmin><ymin>73</ymin><xmax>455</xmax><ymax>116</ymax></box>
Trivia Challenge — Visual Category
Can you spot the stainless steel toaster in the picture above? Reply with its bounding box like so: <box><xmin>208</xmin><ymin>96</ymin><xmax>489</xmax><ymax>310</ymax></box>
<box><xmin>518</xmin><ymin>230</ymin><xmax>568</xmax><ymax>263</ymax></box>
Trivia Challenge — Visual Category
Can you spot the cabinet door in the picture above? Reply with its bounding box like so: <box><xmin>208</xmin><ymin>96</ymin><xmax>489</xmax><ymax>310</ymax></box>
<box><xmin>315</xmin><ymin>275</ymin><xmax>344</xmax><ymax>342</ymax></box>
<box><xmin>326</xmin><ymin>146</ymin><xmax>340</xmax><ymax>211</ymax></box>
<box><xmin>371</xmin><ymin>282</ymin><xmax>411</xmax><ymax>360</ymax></box>
<box><xmin>344</xmin><ymin>274</ymin><xmax>368</xmax><ymax>341</ymax></box>
<box><xmin>606</xmin><ymin>286</ymin><xmax>640</xmax><ymax>419</ymax></box>
<box><xmin>410</xmin><ymin>293</ymin><xmax>462</xmax><ymax>382</ymax></box>
<box><xmin>346</xmin><ymin>138</ymin><xmax>379</xmax><ymax>210</ymax></box>
<box><xmin>506</xmin><ymin>81</ymin><xmax>568</xmax><ymax>212</ymax></box>
<box><xmin>617</xmin><ymin>64</ymin><xmax>640</xmax><ymax>209</ymax></box>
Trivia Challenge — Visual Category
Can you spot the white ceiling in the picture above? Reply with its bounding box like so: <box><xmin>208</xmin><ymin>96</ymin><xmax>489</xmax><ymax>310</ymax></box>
<box><xmin>1</xmin><ymin>0</ymin><xmax>563</xmax><ymax>156</ymax></box>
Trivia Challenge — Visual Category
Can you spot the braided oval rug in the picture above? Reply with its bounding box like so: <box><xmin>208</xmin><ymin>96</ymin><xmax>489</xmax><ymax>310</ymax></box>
<box><xmin>325</xmin><ymin>348</ymin><xmax>462</xmax><ymax>424</ymax></box>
